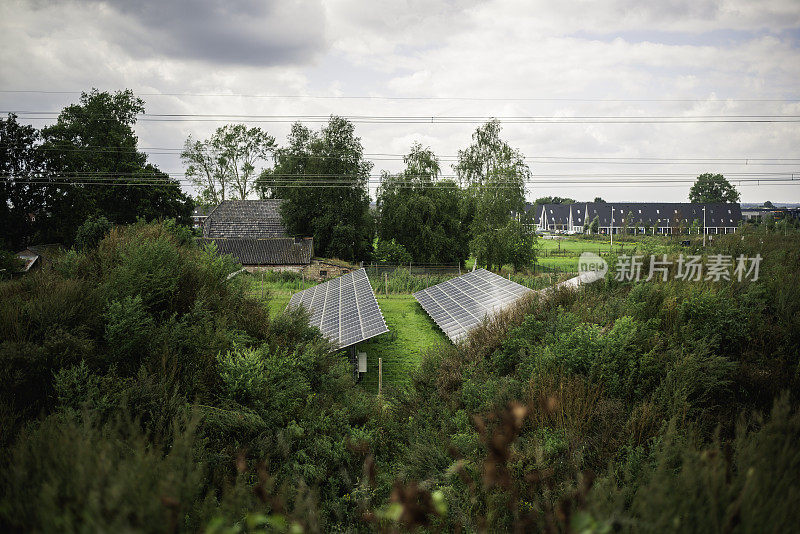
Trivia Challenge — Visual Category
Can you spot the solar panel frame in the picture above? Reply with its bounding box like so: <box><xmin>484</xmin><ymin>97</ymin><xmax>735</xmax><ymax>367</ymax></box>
<box><xmin>286</xmin><ymin>268</ymin><xmax>389</xmax><ymax>350</ymax></box>
<box><xmin>413</xmin><ymin>269</ymin><xmax>534</xmax><ymax>343</ymax></box>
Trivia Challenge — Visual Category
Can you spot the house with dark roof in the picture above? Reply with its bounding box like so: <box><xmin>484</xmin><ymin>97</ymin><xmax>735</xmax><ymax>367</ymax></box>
<box><xmin>191</xmin><ymin>205</ymin><xmax>215</xmax><ymax>229</ymax></box>
<box><xmin>203</xmin><ymin>199</ymin><xmax>287</xmax><ymax>239</ymax></box>
<box><xmin>538</xmin><ymin>202</ymin><xmax>742</xmax><ymax>235</ymax></box>
<box><xmin>198</xmin><ymin>237</ymin><xmax>313</xmax><ymax>273</ymax></box>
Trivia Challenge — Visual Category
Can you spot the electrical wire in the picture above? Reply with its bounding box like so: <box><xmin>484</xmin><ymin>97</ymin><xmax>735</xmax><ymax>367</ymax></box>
<box><xmin>4</xmin><ymin>111</ymin><xmax>800</xmax><ymax>124</ymax></box>
<box><xmin>2</xmin><ymin>89</ymin><xmax>798</xmax><ymax>103</ymax></box>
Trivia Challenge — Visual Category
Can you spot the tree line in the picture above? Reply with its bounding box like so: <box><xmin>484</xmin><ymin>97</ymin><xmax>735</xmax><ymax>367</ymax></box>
<box><xmin>2</xmin><ymin>89</ymin><xmax>536</xmax><ymax>270</ymax></box>
<box><xmin>3</xmin><ymin>87</ymin><xmax>742</xmax><ymax>271</ymax></box>
<box><xmin>185</xmin><ymin>116</ymin><xmax>537</xmax><ymax>269</ymax></box>
<box><xmin>0</xmin><ymin>90</ymin><xmax>193</xmax><ymax>251</ymax></box>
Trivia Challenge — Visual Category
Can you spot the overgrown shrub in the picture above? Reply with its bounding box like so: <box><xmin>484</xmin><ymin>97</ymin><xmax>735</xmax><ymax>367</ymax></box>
<box><xmin>105</xmin><ymin>295</ymin><xmax>155</xmax><ymax>373</ymax></box>
<box><xmin>1</xmin><ymin>227</ymin><xmax>799</xmax><ymax>531</ymax></box>
<box><xmin>374</xmin><ymin>238</ymin><xmax>412</xmax><ymax>264</ymax></box>
<box><xmin>75</xmin><ymin>215</ymin><xmax>112</xmax><ymax>251</ymax></box>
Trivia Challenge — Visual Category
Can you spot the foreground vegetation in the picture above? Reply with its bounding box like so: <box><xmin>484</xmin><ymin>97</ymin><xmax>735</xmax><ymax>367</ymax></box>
<box><xmin>1</xmin><ymin>221</ymin><xmax>799</xmax><ymax>532</ymax></box>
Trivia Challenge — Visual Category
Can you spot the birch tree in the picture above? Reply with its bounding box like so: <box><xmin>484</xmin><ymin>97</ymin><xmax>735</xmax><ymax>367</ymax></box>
<box><xmin>182</xmin><ymin>124</ymin><xmax>275</xmax><ymax>205</ymax></box>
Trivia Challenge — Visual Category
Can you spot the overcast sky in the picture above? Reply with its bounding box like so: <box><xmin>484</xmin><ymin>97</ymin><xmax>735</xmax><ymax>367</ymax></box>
<box><xmin>2</xmin><ymin>0</ymin><xmax>799</xmax><ymax>203</ymax></box>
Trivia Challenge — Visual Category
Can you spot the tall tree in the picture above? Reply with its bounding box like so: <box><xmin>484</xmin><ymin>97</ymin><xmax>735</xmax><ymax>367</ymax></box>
<box><xmin>455</xmin><ymin>120</ymin><xmax>531</xmax><ymax>270</ymax></box>
<box><xmin>0</xmin><ymin>114</ymin><xmax>45</xmax><ymax>250</ymax></box>
<box><xmin>257</xmin><ymin>117</ymin><xmax>373</xmax><ymax>261</ymax></box>
<box><xmin>689</xmin><ymin>173</ymin><xmax>740</xmax><ymax>203</ymax></box>
<box><xmin>377</xmin><ymin>143</ymin><xmax>468</xmax><ymax>264</ymax></box>
<box><xmin>40</xmin><ymin>89</ymin><xmax>192</xmax><ymax>243</ymax></box>
<box><xmin>182</xmin><ymin>124</ymin><xmax>275</xmax><ymax>205</ymax></box>
<box><xmin>499</xmin><ymin>219</ymin><xmax>537</xmax><ymax>272</ymax></box>
<box><xmin>454</xmin><ymin>120</ymin><xmax>530</xmax><ymax>186</ymax></box>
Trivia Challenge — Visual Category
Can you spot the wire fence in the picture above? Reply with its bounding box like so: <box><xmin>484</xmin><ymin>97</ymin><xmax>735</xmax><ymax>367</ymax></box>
<box><xmin>236</xmin><ymin>261</ymin><xmax>581</xmax><ymax>300</ymax></box>
<box><xmin>364</xmin><ymin>262</ymin><xmax>463</xmax><ymax>276</ymax></box>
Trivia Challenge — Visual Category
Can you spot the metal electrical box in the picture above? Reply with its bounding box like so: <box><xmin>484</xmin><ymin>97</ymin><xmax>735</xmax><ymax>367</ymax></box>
<box><xmin>357</xmin><ymin>352</ymin><xmax>367</xmax><ymax>373</ymax></box>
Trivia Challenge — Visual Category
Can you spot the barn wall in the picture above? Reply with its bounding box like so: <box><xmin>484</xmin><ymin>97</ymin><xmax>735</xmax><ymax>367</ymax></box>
<box><xmin>243</xmin><ymin>265</ymin><xmax>305</xmax><ymax>273</ymax></box>
<box><xmin>303</xmin><ymin>260</ymin><xmax>353</xmax><ymax>281</ymax></box>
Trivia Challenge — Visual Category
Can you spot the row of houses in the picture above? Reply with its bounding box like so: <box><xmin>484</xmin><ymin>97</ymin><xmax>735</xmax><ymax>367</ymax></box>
<box><xmin>535</xmin><ymin>202</ymin><xmax>743</xmax><ymax>235</ymax></box>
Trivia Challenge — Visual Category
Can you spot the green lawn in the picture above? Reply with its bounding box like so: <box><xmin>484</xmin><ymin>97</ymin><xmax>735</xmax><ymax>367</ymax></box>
<box><xmin>539</xmin><ymin>237</ymin><xmax>612</xmax><ymax>254</ymax></box>
<box><xmin>536</xmin><ymin>235</ymin><xmax>675</xmax><ymax>272</ymax></box>
<box><xmin>243</xmin><ymin>273</ymin><xmax>315</xmax><ymax>315</ymax></box>
<box><xmin>357</xmin><ymin>295</ymin><xmax>448</xmax><ymax>393</ymax></box>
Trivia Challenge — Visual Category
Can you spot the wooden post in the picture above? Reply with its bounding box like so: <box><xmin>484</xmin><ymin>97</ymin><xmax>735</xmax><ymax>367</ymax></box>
<box><xmin>378</xmin><ymin>357</ymin><xmax>383</xmax><ymax>396</ymax></box>
<box><xmin>384</xmin><ymin>272</ymin><xmax>388</xmax><ymax>296</ymax></box>
<box><xmin>260</xmin><ymin>270</ymin><xmax>263</xmax><ymax>299</ymax></box>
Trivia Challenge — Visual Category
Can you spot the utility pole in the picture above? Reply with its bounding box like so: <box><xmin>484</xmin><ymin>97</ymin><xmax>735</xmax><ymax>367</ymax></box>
<box><xmin>703</xmin><ymin>206</ymin><xmax>707</xmax><ymax>248</ymax></box>
<box><xmin>610</xmin><ymin>206</ymin><xmax>614</xmax><ymax>251</ymax></box>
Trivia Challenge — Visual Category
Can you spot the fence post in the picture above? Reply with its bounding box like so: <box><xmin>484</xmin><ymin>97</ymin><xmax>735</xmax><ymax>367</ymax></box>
<box><xmin>378</xmin><ymin>357</ymin><xmax>383</xmax><ymax>396</ymax></box>
<box><xmin>260</xmin><ymin>270</ymin><xmax>263</xmax><ymax>299</ymax></box>
<box><xmin>384</xmin><ymin>272</ymin><xmax>388</xmax><ymax>296</ymax></box>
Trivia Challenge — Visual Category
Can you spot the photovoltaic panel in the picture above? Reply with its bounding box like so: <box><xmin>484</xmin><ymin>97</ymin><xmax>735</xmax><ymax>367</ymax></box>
<box><xmin>413</xmin><ymin>269</ymin><xmax>533</xmax><ymax>343</ymax></box>
<box><xmin>286</xmin><ymin>268</ymin><xmax>389</xmax><ymax>350</ymax></box>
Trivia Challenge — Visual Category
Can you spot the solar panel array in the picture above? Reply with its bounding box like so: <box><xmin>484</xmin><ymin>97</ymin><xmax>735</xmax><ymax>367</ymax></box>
<box><xmin>286</xmin><ymin>268</ymin><xmax>388</xmax><ymax>350</ymax></box>
<box><xmin>413</xmin><ymin>269</ymin><xmax>533</xmax><ymax>343</ymax></box>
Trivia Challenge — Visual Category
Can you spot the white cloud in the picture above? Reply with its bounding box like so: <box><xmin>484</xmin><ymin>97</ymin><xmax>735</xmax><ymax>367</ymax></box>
<box><xmin>1</xmin><ymin>0</ymin><xmax>799</xmax><ymax>202</ymax></box>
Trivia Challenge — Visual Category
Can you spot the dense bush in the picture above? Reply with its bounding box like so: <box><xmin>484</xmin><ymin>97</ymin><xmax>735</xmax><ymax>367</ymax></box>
<box><xmin>1</xmin><ymin>228</ymin><xmax>798</xmax><ymax>531</ymax></box>
<box><xmin>0</xmin><ymin>221</ymin><xmax>377</xmax><ymax>531</ymax></box>
<box><xmin>74</xmin><ymin>215</ymin><xmax>112</xmax><ymax>251</ymax></box>
<box><xmin>374</xmin><ymin>238</ymin><xmax>412</xmax><ymax>264</ymax></box>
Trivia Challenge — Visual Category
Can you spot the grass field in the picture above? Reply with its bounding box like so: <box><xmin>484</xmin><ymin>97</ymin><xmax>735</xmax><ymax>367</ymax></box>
<box><xmin>243</xmin><ymin>273</ymin><xmax>313</xmax><ymax>315</ymax></box>
<box><xmin>357</xmin><ymin>295</ymin><xmax>448</xmax><ymax>393</ymax></box>
<box><xmin>536</xmin><ymin>235</ymin><xmax>675</xmax><ymax>272</ymax></box>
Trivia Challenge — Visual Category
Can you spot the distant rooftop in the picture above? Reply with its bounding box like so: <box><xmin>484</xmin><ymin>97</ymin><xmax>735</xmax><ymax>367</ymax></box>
<box><xmin>203</xmin><ymin>199</ymin><xmax>287</xmax><ymax>239</ymax></box>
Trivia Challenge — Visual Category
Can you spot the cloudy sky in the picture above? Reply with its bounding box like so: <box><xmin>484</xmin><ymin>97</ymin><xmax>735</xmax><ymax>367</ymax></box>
<box><xmin>2</xmin><ymin>0</ymin><xmax>799</xmax><ymax>203</ymax></box>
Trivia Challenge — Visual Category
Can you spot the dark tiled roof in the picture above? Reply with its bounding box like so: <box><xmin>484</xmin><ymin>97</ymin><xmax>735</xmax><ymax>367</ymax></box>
<box><xmin>541</xmin><ymin>202</ymin><xmax>742</xmax><ymax>227</ymax></box>
<box><xmin>203</xmin><ymin>199</ymin><xmax>287</xmax><ymax>238</ymax></box>
<box><xmin>192</xmin><ymin>205</ymin><xmax>215</xmax><ymax>217</ymax></box>
<box><xmin>197</xmin><ymin>237</ymin><xmax>313</xmax><ymax>265</ymax></box>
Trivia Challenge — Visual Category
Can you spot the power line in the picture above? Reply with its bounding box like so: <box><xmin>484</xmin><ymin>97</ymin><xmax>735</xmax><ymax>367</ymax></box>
<box><xmin>4</xmin><ymin>143</ymin><xmax>799</xmax><ymax>164</ymax></box>
<box><xmin>5</xmin><ymin>111</ymin><xmax>800</xmax><ymax>124</ymax></box>
<box><xmin>4</xmin><ymin>170</ymin><xmax>798</xmax><ymax>178</ymax></box>
<box><xmin>2</xmin><ymin>89</ymin><xmax>798</xmax><ymax>103</ymax></box>
<box><xmin>3</xmin><ymin>173</ymin><xmax>798</xmax><ymax>186</ymax></box>
<box><xmin>2</xmin><ymin>180</ymin><xmax>794</xmax><ymax>189</ymax></box>
<box><xmin>5</xmin><ymin>144</ymin><xmax>798</xmax><ymax>170</ymax></box>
